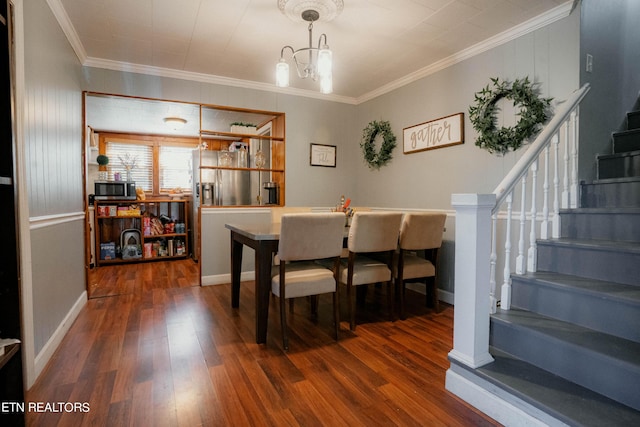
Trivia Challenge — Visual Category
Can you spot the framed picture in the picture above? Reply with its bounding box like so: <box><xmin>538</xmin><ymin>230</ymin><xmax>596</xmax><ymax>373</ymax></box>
<box><xmin>403</xmin><ymin>112</ymin><xmax>464</xmax><ymax>154</ymax></box>
<box><xmin>310</xmin><ymin>143</ymin><xmax>336</xmax><ymax>167</ymax></box>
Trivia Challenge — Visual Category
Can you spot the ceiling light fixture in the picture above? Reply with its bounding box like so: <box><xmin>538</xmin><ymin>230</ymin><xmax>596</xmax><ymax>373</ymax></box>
<box><xmin>276</xmin><ymin>0</ymin><xmax>343</xmax><ymax>94</ymax></box>
<box><xmin>163</xmin><ymin>117</ymin><xmax>187</xmax><ymax>130</ymax></box>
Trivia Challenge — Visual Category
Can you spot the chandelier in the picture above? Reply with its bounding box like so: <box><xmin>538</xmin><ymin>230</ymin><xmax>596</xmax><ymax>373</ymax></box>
<box><xmin>275</xmin><ymin>0</ymin><xmax>343</xmax><ymax>94</ymax></box>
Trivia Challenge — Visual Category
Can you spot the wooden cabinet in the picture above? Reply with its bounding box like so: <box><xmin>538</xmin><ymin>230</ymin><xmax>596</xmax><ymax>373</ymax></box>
<box><xmin>94</xmin><ymin>199</ymin><xmax>189</xmax><ymax>266</ymax></box>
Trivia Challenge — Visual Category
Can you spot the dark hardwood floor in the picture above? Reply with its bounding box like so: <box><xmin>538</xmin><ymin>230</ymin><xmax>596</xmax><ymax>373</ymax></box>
<box><xmin>27</xmin><ymin>260</ymin><xmax>500</xmax><ymax>426</ymax></box>
<box><xmin>87</xmin><ymin>258</ymin><xmax>200</xmax><ymax>298</ymax></box>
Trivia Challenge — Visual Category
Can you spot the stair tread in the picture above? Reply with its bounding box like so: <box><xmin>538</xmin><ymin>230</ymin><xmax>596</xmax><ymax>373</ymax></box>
<box><xmin>518</xmin><ymin>271</ymin><xmax>640</xmax><ymax>305</ymax></box>
<box><xmin>473</xmin><ymin>349</ymin><xmax>640</xmax><ymax>427</ymax></box>
<box><xmin>591</xmin><ymin>175</ymin><xmax>640</xmax><ymax>184</ymax></box>
<box><xmin>598</xmin><ymin>149</ymin><xmax>640</xmax><ymax>159</ymax></box>
<box><xmin>538</xmin><ymin>237</ymin><xmax>640</xmax><ymax>253</ymax></box>
<box><xmin>560</xmin><ymin>207</ymin><xmax>640</xmax><ymax>214</ymax></box>
<box><xmin>492</xmin><ymin>308</ymin><xmax>640</xmax><ymax>367</ymax></box>
<box><xmin>613</xmin><ymin>128</ymin><xmax>640</xmax><ymax>137</ymax></box>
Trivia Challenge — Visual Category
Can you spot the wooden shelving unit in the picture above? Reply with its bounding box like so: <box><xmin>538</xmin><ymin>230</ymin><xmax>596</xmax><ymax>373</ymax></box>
<box><xmin>199</xmin><ymin>165</ymin><xmax>284</xmax><ymax>173</ymax></box>
<box><xmin>199</xmin><ymin>129</ymin><xmax>284</xmax><ymax>141</ymax></box>
<box><xmin>94</xmin><ymin>199</ymin><xmax>189</xmax><ymax>266</ymax></box>
<box><xmin>197</xmin><ymin>106</ymin><xmax>286</xmax><ymax>207</ymax></box>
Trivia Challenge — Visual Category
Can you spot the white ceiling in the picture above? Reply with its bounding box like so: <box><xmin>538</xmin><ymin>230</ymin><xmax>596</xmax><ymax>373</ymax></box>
<box><xmin>57</xmin><ymin>0</ymin><xmax>573</xmax><ymax>104</ymax></box>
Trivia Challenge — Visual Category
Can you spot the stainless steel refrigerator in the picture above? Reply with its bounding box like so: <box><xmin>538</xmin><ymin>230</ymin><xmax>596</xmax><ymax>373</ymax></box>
<box><xmin>191</xmin><ymin>148</ymin><xmax>251</xmax><ymax>260</ymax></box>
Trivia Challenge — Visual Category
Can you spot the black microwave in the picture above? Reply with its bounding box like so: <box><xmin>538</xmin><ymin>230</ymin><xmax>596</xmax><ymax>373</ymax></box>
<box><xmin>94</xmin><ymin>181</ymin><xmax>136</xmax><ymax>200</ymax></box>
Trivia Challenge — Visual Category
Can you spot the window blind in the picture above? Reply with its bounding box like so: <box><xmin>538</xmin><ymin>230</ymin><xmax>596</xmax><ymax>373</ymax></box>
<box><xmin>105</xmin><ymin>142</ymin><xmax>153</xmax><ymax>191</ymax></box>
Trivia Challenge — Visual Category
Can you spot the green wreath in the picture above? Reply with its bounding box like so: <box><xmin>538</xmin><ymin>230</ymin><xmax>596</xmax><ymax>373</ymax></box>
<box><xmin>469</xmin><ymin>77</ymin><xmax>552</xmax><ymax>155</ymax></box>
<box><xmin>360</xmin><ymin>120</ymin><xmax>396</xmax><ymax>169</ymax></box>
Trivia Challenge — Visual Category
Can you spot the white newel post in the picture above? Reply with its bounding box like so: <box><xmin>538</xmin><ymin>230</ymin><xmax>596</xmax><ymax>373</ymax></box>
<box><xmin>448</xmin><ymin>193</ymin><xmax>496</xmax><ymax>368</ymax></box>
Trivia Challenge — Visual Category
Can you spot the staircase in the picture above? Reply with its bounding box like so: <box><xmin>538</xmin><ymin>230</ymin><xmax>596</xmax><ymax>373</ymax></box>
<box><xmin>485</xmin><ymin>109</ymin><xmax>640</xmax><ymax>425</ymax></box>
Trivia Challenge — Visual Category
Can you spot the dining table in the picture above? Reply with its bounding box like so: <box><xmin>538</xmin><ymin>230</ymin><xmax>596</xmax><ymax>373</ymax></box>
<box><xmin>225</xmin><ymin>220</ymin><xmax>348</xmax><ymax>344</ymax></box>
<box><xmin>225</xmin><ymin>222</ymin><xmax>281</xmax><ymax>344</ymax></box>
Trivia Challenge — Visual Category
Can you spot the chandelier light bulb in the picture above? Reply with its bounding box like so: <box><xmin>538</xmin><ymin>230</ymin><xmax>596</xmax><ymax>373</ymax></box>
<box><xmin>320</xmin><ymin>73</ymin><xmax>333</xmax><ymax>94</ymax></box>
<box><xmin>317</xmin><ymin>46</ymin><xmax>332</xmax><ymax>77</ymax></box>
<box><xmin>276</xmin><ymin>59</ymin><xmax>290</xmax><ymax>87</ymax></box>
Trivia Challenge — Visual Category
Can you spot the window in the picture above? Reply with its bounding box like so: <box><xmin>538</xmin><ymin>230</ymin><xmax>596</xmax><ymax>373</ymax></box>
<box><xmin>103</xmin><ymin>136</ymin><xmax>197</xmax><ymax>195</ymax></box>
<box><xmin>105</xmin><ymin>142</ymin><xmax>153</xmax><ymax>191</ymax></box>
<box><xmin>160</xmin><ymin>145</ymin><xmax>193</xmax><ymax>191</ymax></box>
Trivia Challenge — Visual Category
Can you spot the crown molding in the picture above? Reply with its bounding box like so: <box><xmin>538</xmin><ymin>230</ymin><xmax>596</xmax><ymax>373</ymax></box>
<box><xmin>355</xmin><ymin>1</ymin><xmax>573</xmax><ymax>104</ymax></box>
<box><xmin>82</xmin><ymin>57</ymin><xmax>358</xmax><ymax>105</ymax></box>
<box><xmin>48</xmin><ymin>0</ymin><xmax>573</xmax><ymax>106</ymax></box>
<box><xmin>46</xmin><ymin>0</ymin><xmax>86</xmax><ymax>63</ymax></box>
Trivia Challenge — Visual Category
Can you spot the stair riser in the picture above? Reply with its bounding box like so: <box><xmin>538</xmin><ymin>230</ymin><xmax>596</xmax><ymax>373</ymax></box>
<box><xmin>613</xmin><ymin>131</ymin><xmax>640</xmax><ymax>153</ymax></box>
<box><xmin>597</xmin><ymin>153</ymin><xmax>640</xmax><ymax>179</ymax></box>
<box><xmin>628</xmin><ymin>111</ymin><xmax>640</xmax><ymax>130</ymax></box>
<box><xmin>490</xmin><ymin>318</ymin><xmax>640</xmax><ymax>411</ymax></box>
<box><xmin>560</xmin><ymin>211</ymin><xmax>640</xmax><ymax>242</ymax></box>
<box><xmin>511</xmin><ymin>277</ymin><xmax>640</xmax><ymax>343</ymax></box>
<box><xmin>581</xmin><ymin>181</ymin><xmax>640</xmax><ymax>208</ymax></box>
<box><xmin>537</xmin><ymin>243</ymin><xmax>640</xmax><ymax>286</ymax></box>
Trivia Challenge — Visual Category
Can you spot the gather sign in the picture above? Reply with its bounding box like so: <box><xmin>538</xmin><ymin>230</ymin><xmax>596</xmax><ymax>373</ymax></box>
<box><xmin>403</xmin><ymin>112</ymin><xmax>464</xmax><ymax>154</ymax></box>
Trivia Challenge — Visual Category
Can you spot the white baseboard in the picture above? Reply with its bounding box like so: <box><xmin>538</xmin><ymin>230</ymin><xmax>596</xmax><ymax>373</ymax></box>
<box><xmin>202</xmin><ymin>271</ymin><xmax>255</xmax><ymax>286</ymax></box>
<box><xmin>439</xmin><ymin>289</ymin><xmax>454</xmax><ymax>305</ymax></box>
<box><xmin>34</xmin><ymin>291</ymin><xmax>88</xmax><ymax>379</ymax></box>
<box><xmin>405</xmin><ymin>282</ymin><xmax>454</xmax><ymax>306</ymax></box>
<box><xmin>202</xmin><ymin>274</ymin><xmax>455</xmax><ymax>306</ymax></box>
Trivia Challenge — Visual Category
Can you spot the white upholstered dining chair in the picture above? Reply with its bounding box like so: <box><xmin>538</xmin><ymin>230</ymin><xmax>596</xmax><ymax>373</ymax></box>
<box><xmin>340</xmin><ymin>211</ymin><xmax>403</xmax><ymax>331</ymax></box>
<box><xmin>395</xmin><ymin>212</ymin><xmax>446</xmax><ymax>318</ymax></box>
<box><xmin>271</xmin><ymin>212</ymin><xmax>346</xmax><ymax>350</ymax></box>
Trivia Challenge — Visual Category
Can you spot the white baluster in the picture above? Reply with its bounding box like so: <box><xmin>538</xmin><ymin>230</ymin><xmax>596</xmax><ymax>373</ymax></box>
<box><xmin>515</xmin><ymin>174</ymin><xmax>527</xmax><ymax>275</ymax></box>
<box><xmin>562</xmin><ymin>121</ymin><xmax>570</xmax><ymax>209</ymax></box>
<box><xmin>570</xmin><ymin>110</ymin><xmax>579</xmax><ymax>208</ymax></box>
<box><xmin>489</xmin><ymin>213</ymin><xmax>498</xmax><ymax>314</ymax></box>
<box><xmin>552</xmin><ymin>133</ymin><xmax>561</xmax><ymax>238</ymax></box>
<box><xmin>501</xmin><ymin>193</ymin><xmax>513</xmax><ymax>310</ymax></box>
<box><xmin>541</xmin><ymin>144</ymin><xmax>550</xmax><ymax>239</ymax></box>
<box><xmin>527</xmin><ymin>159</ymin><xmax>538</xmax><ymax>272</ymax></box>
